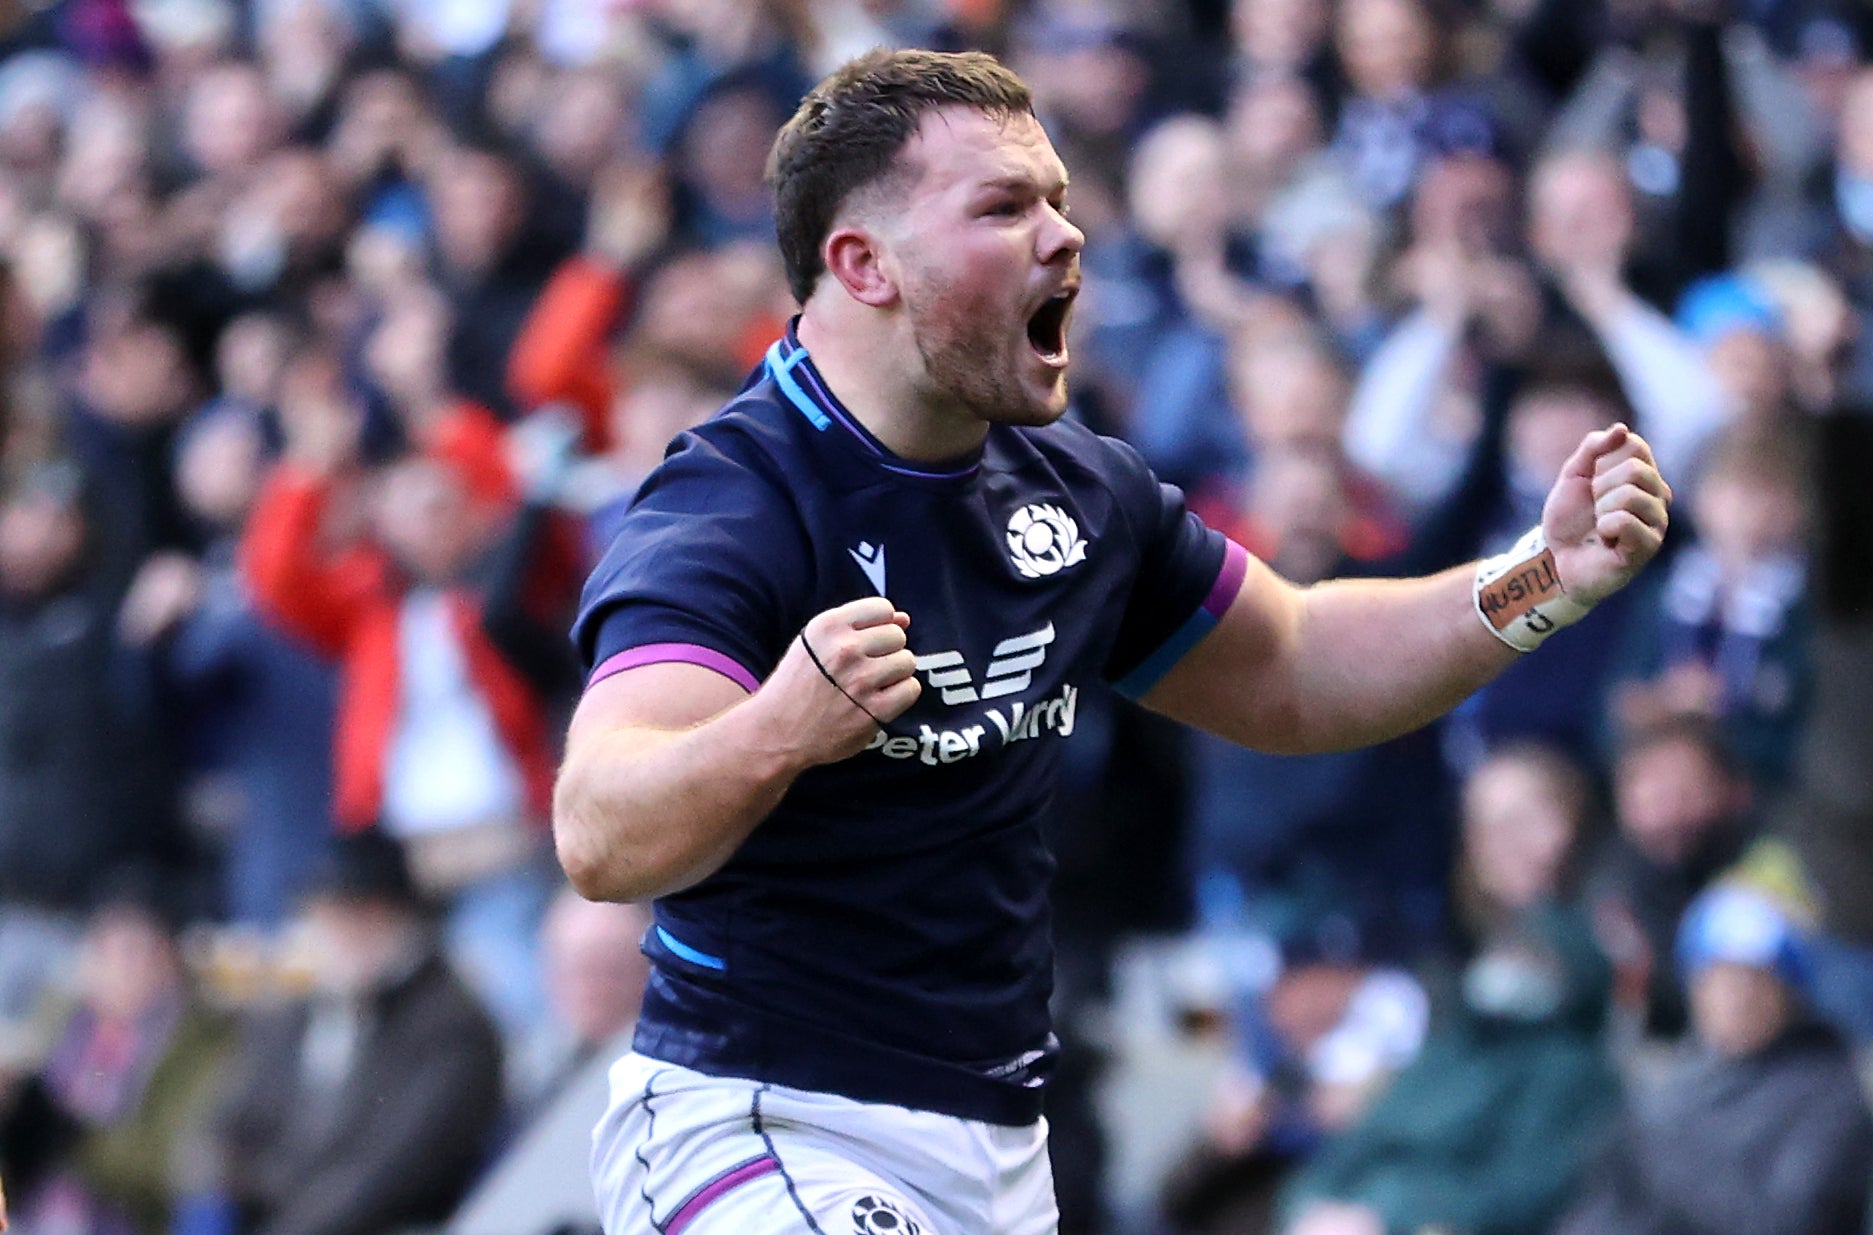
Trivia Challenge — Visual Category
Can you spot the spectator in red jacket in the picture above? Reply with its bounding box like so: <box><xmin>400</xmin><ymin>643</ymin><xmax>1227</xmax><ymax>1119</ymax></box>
<box><xmin>239</xmin><ymin>345</ymin><xmax>565</xmax><ymax>1046</ymax></box>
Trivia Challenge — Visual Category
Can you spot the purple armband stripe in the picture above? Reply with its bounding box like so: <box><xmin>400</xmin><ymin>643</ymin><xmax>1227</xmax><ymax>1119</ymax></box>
<box><xmin>1111</xmin><ymin>539</ymin><xmax>1250</xmax><ymax>700</ymax></box>
<box><xmin>663</xmin><ymin>1155</ymin><xmax>780</xmax><ymax>1234</ymax></box>
<box><xmin>1203</xmin><ymin>539</ymin><xmax>1250</xmax><ymax>618</ymax></box>
<box><xmin>588</xmin><ymin>643</ymin><xmax>761</xmax><ymax>694</ymax></box>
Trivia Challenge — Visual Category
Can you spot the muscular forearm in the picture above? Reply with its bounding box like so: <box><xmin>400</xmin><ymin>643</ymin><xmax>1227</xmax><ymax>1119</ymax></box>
<box><xmin>1278</xmin><ymin>566</ymin><xmax>1517</xmax><ymax>752</ymax></box>
<box><xmin>554</xmin><ymin>697</ymin><xmax>808</xmax><ymax>902</ymax></box>
<box><xmin>1151</xmin><ymin>425</ymin><xmax>1668</xmax><ymax>757</ymax></box>
<box><xmin>1148</xmin><ymin>554</ymin><xmax>1518</xmax><ymax>755</ymax></box>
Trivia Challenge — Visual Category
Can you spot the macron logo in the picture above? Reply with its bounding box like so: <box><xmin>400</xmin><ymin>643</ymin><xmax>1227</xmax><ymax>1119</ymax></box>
<box><xmin>913</xmin><ymin>623</ymin><xmax>1055</xmax><ymax>705</ymax></box>
<box><xmin>849</xmin><ymin>541</ymin><xmax>886</xmax><ymax>595</ymax></box>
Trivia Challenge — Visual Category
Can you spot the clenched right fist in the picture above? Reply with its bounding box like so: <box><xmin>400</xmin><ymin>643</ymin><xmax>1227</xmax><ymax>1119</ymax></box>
<box><xmin>757</xmin><ymin>598</ymin><xmax>922</xmax><ymax>765</ymax></box>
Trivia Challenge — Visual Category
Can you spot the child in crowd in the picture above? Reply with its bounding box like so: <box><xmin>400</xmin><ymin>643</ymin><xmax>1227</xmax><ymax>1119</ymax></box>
<box><xmin>1613</xmin><ymin>426</ymin><xmax>1812</xmax><ymax>784</ymax></box>
<box><xmin>1560</xmin><ymin>882</ymin><xmax>1873</xmax><ymax>1235</ymax></box>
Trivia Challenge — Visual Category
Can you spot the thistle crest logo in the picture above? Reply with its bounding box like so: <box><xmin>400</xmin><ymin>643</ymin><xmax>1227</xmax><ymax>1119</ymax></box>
<box><xmin>851</xmin><ymin>1194</ymin><xmax>921</xmax><ymax>1235</ymax></box>
<box><xmin>1006</xmin><ymin>503</ymin><xmax>1087</xmax><ymax>579</ymax></box>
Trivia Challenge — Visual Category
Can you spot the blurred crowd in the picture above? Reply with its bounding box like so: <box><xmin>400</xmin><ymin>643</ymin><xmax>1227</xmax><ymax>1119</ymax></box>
<box><xmin>0</xmin><ymin>0</ymin><xmax>1872</xmax><ymax>1233</ymax></box>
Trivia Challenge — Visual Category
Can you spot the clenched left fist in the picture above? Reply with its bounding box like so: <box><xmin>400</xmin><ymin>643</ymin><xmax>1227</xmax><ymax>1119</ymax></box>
<box><xmin>1543</xmin><ymin>423</ymin><xmax>1673</xmax><ymax>607</ymax></box>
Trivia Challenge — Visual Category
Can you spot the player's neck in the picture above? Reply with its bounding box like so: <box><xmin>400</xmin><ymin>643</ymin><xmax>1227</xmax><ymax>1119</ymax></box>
<box><xmin>796</xmin><ymin>309</ymin><xmax>989</xmax><ymax>464</ymax></box>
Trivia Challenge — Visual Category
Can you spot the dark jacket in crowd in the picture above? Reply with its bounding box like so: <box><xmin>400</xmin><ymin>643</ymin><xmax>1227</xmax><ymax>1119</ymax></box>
<box><xmin>1557</xmin><ymin>1022</ymin><xmax>1873</xmax><ymax>1235</ymax></box>
<box><xmin>210</xmin><ymin>949</ymin><xmax>504</xmax><ymax>1235</ymax></box>
<box><xmin>0</xmin><ymin>509</ymin><xmax>179</xmax><ymax>909</ymax></box>
<box><xmin>1282</xmin><ymin>903</ymin><xmax>1622</xmax><ymax>1235</ymax></box>
<box><xmin>1611</xmin><ymin>548</ymin><xmax>1812</xmax><ymax>786</ymax></box>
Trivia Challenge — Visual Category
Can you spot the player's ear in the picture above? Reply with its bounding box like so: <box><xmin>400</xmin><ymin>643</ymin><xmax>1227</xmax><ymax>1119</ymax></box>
<box><xmin>823</xmin><ymin>225</ymin><xmax>900</xmax><ymax>309</ymax></box>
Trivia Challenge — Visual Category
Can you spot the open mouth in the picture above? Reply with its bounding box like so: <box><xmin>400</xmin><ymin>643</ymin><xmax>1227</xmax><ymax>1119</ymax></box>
<box><xmin>1026</xmin><ymin>289</ymin><xmax>1076</xmax><ymax>364</ymax></box>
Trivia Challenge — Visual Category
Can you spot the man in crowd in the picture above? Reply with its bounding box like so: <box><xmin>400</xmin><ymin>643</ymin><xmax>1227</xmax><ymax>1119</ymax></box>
<box><xmin>202</xmin><ymin>832</ymin><xmax>503</xmax><ymax>1235</ymax></box>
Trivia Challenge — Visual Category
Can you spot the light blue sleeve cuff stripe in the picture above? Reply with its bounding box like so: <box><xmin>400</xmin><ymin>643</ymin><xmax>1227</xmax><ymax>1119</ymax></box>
<box><xmin>1111</xmin><ymin>607</ymin><xmax>1221</xmax><ymax>700</ymax></box>
<box><xmin>764</xmin><ymin>341</ymin><xmax>829</xmax><ymax>430</ymax></box>
<box><xmin>657</xmin><ymin>925</ymin><xmax>728</xmax><ymax>970</ymax></box>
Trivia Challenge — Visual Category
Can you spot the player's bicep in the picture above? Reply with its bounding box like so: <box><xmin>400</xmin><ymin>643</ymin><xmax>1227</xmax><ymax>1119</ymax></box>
<box><xmin>556</xmin><ymin>660</ymin><xmax>769</xmax><ymax>901</ymax></box>
<box><xmin>1137</xmin><ymin>552</ymin><xmax>1308</xmax><ymax>751</ymax></box>
<box><xmin>565</xmin><ymin>661</ymin><xmax>754</xmax><ymax>760</ymax></box>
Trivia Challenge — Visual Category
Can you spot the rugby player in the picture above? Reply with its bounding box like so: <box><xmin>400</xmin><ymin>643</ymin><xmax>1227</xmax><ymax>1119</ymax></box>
<box><xmin>556</xmin><ymin>48</ymin><xmax>1671</xmax><ymax>1235</ymax></box>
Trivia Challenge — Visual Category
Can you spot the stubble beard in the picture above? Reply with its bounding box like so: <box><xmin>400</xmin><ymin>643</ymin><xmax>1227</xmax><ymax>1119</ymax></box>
<box><xmin>905</xmin><ymin>274</ymin><xmax>1066</xmax><ymax>429</ymax></box>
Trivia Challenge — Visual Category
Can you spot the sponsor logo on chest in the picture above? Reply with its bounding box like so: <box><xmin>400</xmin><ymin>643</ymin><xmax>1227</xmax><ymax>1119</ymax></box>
<box><xmin>866</xmin><ymin>618</ymin><xmax>1079</xmax><ymax>766</ymax></box>
<box><xmin>863</xmin><ymin>679</ymin><xmax>1080</xmax><ymax>765</ymax></box>
<box><xmin>851</xmin><ymin>497</ymin><xmax>1091</xmax><ymax>767</ymax></box>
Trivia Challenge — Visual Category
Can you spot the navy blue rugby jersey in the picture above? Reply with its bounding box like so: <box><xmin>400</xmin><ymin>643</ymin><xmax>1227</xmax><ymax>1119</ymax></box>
<box><xmin>572</xmin><ymin>324</ymin><xmax>1248</xmax><ymax>1125</ymax></box>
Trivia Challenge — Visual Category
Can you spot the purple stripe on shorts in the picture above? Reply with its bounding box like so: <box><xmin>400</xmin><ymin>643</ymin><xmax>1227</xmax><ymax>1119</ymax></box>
<box><xmin>1203</xmin><ymin>540</ymin><xmax>1251</xmax><ymax>618</ymax></box>
<box><xmin>663</xmin><ymin>1155</ymin><xmax>780</xmax><ymax>1235</ymax></box>
<box><xmin>589</xmin><ymin>643</ymin><xmax>761</xmax><ymax>694</ymax></box>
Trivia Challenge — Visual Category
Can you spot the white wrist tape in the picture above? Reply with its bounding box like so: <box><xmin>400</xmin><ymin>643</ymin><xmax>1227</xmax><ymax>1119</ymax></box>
<box><xmin>1473</xmin><ymin>526</ymin><xmax>1592</xmax><ymax>652</ymax></box>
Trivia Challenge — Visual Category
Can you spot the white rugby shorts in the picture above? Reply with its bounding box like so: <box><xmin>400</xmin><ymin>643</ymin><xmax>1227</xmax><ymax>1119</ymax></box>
<box><xmin>592</xmin><ymin>1052</ymin><xmax>1059</xmax><ymax>1235</ymax></box>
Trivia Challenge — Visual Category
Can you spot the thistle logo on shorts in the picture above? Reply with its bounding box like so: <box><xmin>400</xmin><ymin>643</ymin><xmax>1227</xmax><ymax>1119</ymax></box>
<box><xmin>1006</xmin><ymin>503</ymin><xmax>1087</xmax><ymax>578</ymax></box>
<box><xmin>851</xmin><ymin>1195</ymin><xmax>921</xmax><ymax>1235</ymax></box>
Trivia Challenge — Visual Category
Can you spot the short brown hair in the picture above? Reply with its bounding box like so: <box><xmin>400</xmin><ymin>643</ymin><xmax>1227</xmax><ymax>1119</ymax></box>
<box><xmin>766</xmin><ymin>48</ymin><xmax>1033</xmax><ymax>303</ymax></box>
